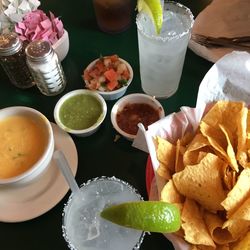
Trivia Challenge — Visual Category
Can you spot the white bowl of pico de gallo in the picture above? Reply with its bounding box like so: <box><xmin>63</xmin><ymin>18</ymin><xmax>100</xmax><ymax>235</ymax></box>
<box><xmin>82</xmin><ymin>55</ymin><xmax>133</xmax><ymax>101</ymax></box>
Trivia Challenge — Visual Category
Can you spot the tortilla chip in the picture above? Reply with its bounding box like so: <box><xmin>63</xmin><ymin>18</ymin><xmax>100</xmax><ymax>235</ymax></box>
<box><xmin>190</xmin><ymin>246</ymin><xmax>199</xmax><ymax>250</ymax></box>
<box><xmin>160</xmin><ymin>179</ymin><xmax>184</xmax><ymax>204</ymax></box>
<box><xmin>200</xmin><ymin>122</ymin><xmax>228</xmax><ymax>157</ymax></box>
<box><xmin>223</xmin><ymin>197</ymin><xmax>250</xmax><ymax>239</ymax></box>
<box><xmin>237</xmin><ymin>107</ymin><xmax>248</xmax><ymax>168</ymax></box>
<box><xmin>173</xmin><ymin>153</ymin><xmax>227</xmax><ymax>211</ymax></box>
<box><xmin>203</xmin><ymin>211</ymin><xmax>234</xmax><ymax>245</ymax></box>
<box><xmin>185</xmin><ymin>133</ymin><xmax>210</xmax><ymax>151</ymax></box>
<box><xmin>180</xmin><ymin>131</ymin><xmax>195</xmax><ymax>146</ymax></box>
<box><xmin>183</xmin><ymin>133</ymin><xmax>213</xmax><ymax>166</ymax></box>
<box><xmin>183</xmin><ymin>148</ymin><xmax>212</xmax><ymax>166</ymax></box>
<box><xmin>156</xmin><ymin>162</ymin><xmax>172</xmax><ymax>181</ymax></box>
<box><xmin>221</xmin><ymin>168</ymin><xmax>250</xmax><ymax>217</ymax></box>
<box><xmin>221</xmin><ymin>164</ymin><xmax>237</xmax><ymax>191</ymax></box>
<box><xmin>197</xmin><ymin>151</ymin><xmax>210</xmax><ymax>163</ymax></box>
<box><xmin>181</xmin><ymin>198</ymin><xmax>215</xmax><ymax>247</ymax></box>
<box><xmin>201</xmin><ymin>101</ymin><xmax>245</xmax><ymax>171</ymax></box>
<box><xmin>190</xmin><ymin>245</ymin><xmax>216</xmax><ymax>250</ymax></box>
<box><xmin>201</xmin><ymin>101</ymin><xmax>244</xmax><ymax>135</ymax></box>
<box><xmin>173</xmin><ymin>227</ymin><xmax>185</xmax><ymax>238</ymax></box>
<box><xmin>175</xmin><ymin>139</ymin><xmax>185</xmax><ymax>172</ymax></box>
<box><xmin>191</xmin><ymin>246</ymin><xmax>216</xmax><ymax>250</ymax></box>
<box><xmin>200</xmin><ymin>122</ymin><xmax>239</xmax><ymax>171</ymax></box>
<box><xmin>152</xmin><ymin>101</ymin><xmax>250</xmax><ymax>249</ymax></box>
<box><xmin>183</xmin><ymin>150</ymin><xmax>200</xmax><ymax>166</ymax></box>
<box><xmin>216</xmin><ymin>245</ymin><xmax>230</xmax><ymax>250</ymax></box>
<box><xmin>191</xmin><ymin>245</ymin><xmax>229</xmax><ymax>250</ymax></box>
<box><xmin>156</xmin><ymin>136</ymin><xmax>176</xmax><ymax>173</ymax></box>
<box><xmin>232</xmin><ymin>231</ymin><xmax>250</xmax><ymax>250</ymax></box>
<box><xmin>219</xmin><ymin>124</ymin><xmax>239</xmax><ymax>172</ymax></box>
<box><xmin>246</xmin><ymin>110</ymin><xmax>250</xmax><ymax>152</ymax></box>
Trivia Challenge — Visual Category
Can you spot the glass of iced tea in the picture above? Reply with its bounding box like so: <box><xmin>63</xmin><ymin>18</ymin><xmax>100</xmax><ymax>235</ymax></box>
<box><xmin>93</xmin><ymin>0</ymin><xmax>133</xmax><ymax>34</ymax></box>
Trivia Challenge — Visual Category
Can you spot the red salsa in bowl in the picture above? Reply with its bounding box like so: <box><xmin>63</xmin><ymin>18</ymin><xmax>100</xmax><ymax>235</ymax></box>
<box><xmin>111</xmin><ymin>93</ymin><xmax>165</xmax><ymax>140</ymax></box>
<box><xmin>116</xmin><ymin>103</ymin><xmax>161</xmax><ymax>135</ymax></box>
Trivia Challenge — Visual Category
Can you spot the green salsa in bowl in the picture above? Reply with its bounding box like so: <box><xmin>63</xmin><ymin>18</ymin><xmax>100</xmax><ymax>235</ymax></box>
<box><xmin>54</xmin><ymin>89</ymin><xmax>107</xmax><ymax>137</ymax></box>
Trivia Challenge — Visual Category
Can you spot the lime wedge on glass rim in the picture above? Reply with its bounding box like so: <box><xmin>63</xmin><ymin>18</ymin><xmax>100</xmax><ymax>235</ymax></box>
<box><xmin>100</xmin><ymin>201</ymin><xmax>181</xmax><ymax>233</ymax></box>
<box><xmin>137</xmin><ymin>0</ymin><xmax>163</xmax><ymax>34</ymax></box>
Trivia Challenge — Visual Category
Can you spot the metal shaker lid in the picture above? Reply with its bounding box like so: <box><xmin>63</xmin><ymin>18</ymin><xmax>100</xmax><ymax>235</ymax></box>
<box><xmin>25</xmin><ymin>40</ymin><xmax>53</xmax><ymax>62</ymax></box>
<box><xmin>0</xmin><ymin>32</ymin><xmax>22</xmax><ymax>56</ymax></box>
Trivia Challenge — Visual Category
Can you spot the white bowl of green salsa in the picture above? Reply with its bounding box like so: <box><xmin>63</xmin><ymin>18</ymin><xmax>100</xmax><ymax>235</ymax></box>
<box><xmin>54</xmin><ymin>89</ymin><xmax>107</xmax><ymax>137</ymax></box>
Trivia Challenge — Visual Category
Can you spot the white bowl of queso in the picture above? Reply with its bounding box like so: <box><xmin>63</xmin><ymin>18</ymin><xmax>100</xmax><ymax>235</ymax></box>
<box><xmin>0</xmin><ymin>106</ymin><xmax>54</xmax><ymax>186</ymax></box>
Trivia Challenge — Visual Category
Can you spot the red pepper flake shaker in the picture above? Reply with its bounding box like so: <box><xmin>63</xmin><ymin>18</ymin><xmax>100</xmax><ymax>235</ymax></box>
<box><xmin>0</xmin><ymin>32</ymin><xmax>34</xmax><ymax>89</ymax></box>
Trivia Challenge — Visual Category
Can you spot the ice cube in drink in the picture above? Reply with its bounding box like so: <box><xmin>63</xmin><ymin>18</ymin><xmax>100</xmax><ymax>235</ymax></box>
<box><xmin>62</xmin><ymin>176</ymin><xmax>144</xmax><ymax>250</ymax></box>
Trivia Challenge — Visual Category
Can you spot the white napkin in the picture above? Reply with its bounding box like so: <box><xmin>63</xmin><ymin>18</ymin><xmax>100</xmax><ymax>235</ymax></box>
<box><xmin>3</xmin><ymin>0</ymin><xmax>40</xmax><ymax>23</ymax></box>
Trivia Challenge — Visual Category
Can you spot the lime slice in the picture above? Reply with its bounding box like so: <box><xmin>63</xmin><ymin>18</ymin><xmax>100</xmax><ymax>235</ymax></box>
<box><xmin>137</xmin><ymin>0</ymin><xmax>163</xmax><ymax>34</ymax></box>
<box><xmin>100</xmin><ymin>201</ymin><xmax>181</xmax><ymax>233</ymax></box>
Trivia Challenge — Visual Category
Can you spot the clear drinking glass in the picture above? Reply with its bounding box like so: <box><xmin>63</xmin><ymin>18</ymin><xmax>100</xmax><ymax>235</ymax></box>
<box><xmin>93</xmin><ymin>0</ymin><xmax>133</xmax><ymax>34</ymax></box>
<box><xmin>62</xmin><ymin>176</ymin><xmax>145</xmax><ymax>250</ymax></box>
<box><xmin>136</xmin><ymin>1</ymin><xmax>194</xmax><ymax>98</ymax></box>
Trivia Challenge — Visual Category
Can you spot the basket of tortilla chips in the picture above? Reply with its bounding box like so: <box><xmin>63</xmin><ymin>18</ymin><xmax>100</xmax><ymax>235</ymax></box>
<box><xmin>133</xmin><ymin>51</ymin><xmax>250</xmax><ymax>249</ymax></box>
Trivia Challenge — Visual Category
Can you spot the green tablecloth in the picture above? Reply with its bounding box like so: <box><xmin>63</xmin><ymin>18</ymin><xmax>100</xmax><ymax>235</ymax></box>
<box><xmin>0</xmin><ymin>0</ymin><xmax>213</xmax><ymax>249</ymax></box>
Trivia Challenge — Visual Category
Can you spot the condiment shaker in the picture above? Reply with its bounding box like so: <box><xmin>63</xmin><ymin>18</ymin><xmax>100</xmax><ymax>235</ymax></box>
<box><xmin>0</xmin><ymin>32</ymin><xmax>34</xmax><ymax>89</ymax></box>
<box><xmin>25</xmin><ymin>40</ymin><xmax>67</xmax><ymax>96</ymax></box>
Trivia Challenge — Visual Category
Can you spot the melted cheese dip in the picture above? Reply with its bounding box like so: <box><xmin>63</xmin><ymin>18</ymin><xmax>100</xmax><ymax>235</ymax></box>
<box><xmin>0</xmin><ymin>115</ymin><xmax>47</xmax><ymax>179</ymax></box>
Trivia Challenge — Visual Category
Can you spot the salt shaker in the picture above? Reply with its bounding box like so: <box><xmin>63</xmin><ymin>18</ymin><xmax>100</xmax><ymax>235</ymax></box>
<box><xmin>0</xmin><ymin>32</ymin><xmax>34</xmax><ymax>89</ymax></box>
<box><xmin>25</xmin><ymin>40</ymin><xmax>67</xmax><ymax>96</ymax></box>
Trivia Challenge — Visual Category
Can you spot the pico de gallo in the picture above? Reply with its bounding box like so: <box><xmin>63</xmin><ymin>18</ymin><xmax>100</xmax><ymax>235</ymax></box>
<box><xmin>83</xmin><ymin>55</ymin><xmax>131</xmax><ymax>92</ymax></box>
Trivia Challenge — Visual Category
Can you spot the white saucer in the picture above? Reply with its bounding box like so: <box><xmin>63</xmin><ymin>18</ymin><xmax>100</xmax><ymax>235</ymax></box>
<box><xmin>0</xmin><ymin>123</ymin><xmax>78</xmax><ymax>223</ymax></box>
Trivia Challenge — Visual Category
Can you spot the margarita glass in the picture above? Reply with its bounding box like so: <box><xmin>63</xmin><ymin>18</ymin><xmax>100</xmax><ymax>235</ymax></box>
<box><xmin>62</xmin><ymin>176</ymin><xmax>145</xmax><ymax>250</ymax></box>
<box><xmin>136</xmin><ymin>1</ymin><xmax>194</xmax><ymax>98</ymax></box>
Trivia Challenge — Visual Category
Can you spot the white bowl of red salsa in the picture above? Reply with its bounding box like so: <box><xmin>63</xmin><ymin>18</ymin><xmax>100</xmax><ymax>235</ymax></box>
<box><xmin>111</xmin><ymin>93</ymin><xmax>165</xmax><ymax>140</ymax></box>
<box><xmin>82</xmin><ymin>55</ymin><xmax>133</xmax><ymax>101</ymax></box>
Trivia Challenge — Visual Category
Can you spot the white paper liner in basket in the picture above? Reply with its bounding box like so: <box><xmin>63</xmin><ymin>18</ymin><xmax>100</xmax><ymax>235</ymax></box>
<box><xmin>133</xmin><ymin>51</ymin><xmax>250</xmax><ymax>249</ymax></box>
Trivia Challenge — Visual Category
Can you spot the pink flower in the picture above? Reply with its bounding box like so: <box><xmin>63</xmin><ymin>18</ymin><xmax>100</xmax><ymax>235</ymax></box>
<box><xmin>15</xmin><ymin>10</ymin><xmax>64</xmax><ymax>45</ymax></box>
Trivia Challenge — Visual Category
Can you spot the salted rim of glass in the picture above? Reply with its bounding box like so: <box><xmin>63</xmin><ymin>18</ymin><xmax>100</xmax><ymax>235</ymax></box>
<box><xmin>136</xmin><ymin>1</ymin><xmax>194</xmax><ymax>42</ymax></box>
<box><xmin>61</xmin><ymin>176</ymin><xmax>145</xmax><ymax>250</ymax></box>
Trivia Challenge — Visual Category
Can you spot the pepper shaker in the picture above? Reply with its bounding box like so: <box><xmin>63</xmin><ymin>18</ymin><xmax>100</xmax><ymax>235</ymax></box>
<box><xmin>25</xmin><ymin>40</ymin><xmax>67</xmax><ymax>96</ymax></box>
<box><xmin>0</xmin><ymin>32</ymin><xmax>34</xmax><ymax>89</ymax></box>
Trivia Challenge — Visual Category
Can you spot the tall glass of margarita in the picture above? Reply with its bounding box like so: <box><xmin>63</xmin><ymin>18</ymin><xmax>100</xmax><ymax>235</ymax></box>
<box><xmin>62</xmin><ymin>176</ymin><xmax>144</xmax><ymax>250</ymax></box>
<box><xmin>136</xmin><ymin>1</ymin><xmax>194</xmax><ymax>98</ymax></box>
